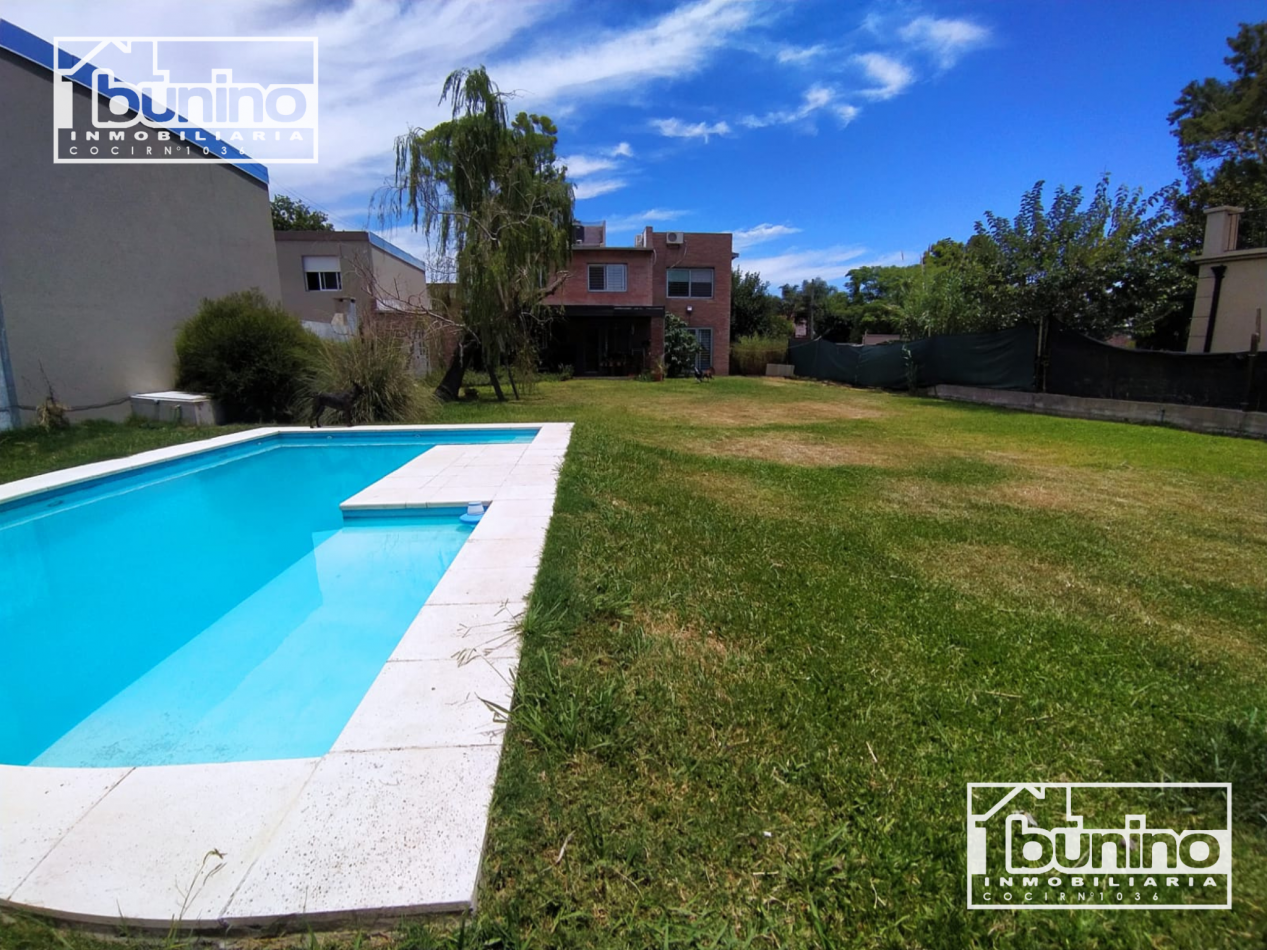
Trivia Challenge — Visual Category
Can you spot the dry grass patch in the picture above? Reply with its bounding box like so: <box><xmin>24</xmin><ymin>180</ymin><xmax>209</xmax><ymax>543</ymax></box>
<box><xmin>690</xmin><ymin>431</ymin><xmax>899</xmax><ymax>468</ymax></box>
<box><xmin>633</xmin><ymin>395</ymin><xmax>888</xmax><ymax>428</ymax></box>
<box><xmin>909</xmin><ymin>540</ymin><xmax>1267</xmax><ymax>669</ymax></box>
<box><xmin>683</xmin><ymin>469</ymin><xmax>797</xmax><ymax>519</ymax></box>
<box><xmin>637</xmin><ymin>609</ymin><xmax>732</xmax><ymax>661</ymax></box>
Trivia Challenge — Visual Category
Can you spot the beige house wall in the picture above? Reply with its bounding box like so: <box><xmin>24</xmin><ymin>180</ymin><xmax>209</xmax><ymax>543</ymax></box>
<box><xmin>1187</xmin><ymin>207</ymin><xmax>1267</xmax><ymax>353</ymax></box>
<box><xmin>369</xmin><ymin>245</ymin><xmax>431</xmax><ymax>311</ymax></box>
<box><xmin>274</xmin><ymin>235</ymin><xmax>370</xmax><ymax>324</ymax></box>
<box><xmin>274</xmin><ymin>232</ymin><xmax>429</xmax><ymax>325</ymax></box>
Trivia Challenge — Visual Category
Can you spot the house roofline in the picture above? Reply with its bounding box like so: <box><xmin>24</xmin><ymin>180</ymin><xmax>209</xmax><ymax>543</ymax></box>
<box><xmin>274</xmin><ymin>229</ymin><xmax>426</xmax><ymax>273</ymax></box>
<box><xmin>0</xmin><ymin>19</ymin><xmax>269</xmax><ymax>187</ymax></box>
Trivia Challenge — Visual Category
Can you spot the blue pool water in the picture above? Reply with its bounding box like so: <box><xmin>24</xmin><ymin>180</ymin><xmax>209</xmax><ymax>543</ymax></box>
<box><xmin>0</xmin><ymin>429</ymin><xmax>535</xmax><ymax>767</ymax></box>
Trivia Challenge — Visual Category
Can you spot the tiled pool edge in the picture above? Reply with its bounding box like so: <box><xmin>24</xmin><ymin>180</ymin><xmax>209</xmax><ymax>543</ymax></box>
<box><xmin>0</xmin><ymin>422</ymin><xmax>572</xmax><ymax>931</ymax></box>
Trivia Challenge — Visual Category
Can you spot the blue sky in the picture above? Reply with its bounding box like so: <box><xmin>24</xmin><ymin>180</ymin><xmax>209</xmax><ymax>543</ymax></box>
<box><xmin>5</xmin><ymin>0</ymin><xmax>1262</xmax><ymax>285</ymax></box>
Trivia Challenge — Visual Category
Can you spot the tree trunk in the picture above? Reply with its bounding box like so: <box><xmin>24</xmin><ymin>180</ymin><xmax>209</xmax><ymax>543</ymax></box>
<box><xmin>506</xmin><ymin>364</ymin><xmax>520</xmax><ymax>400</ymax></box>
<box><xmin>488</xmin><ymin>362</ymin><xmax>507</xmax><ymax>402</ymax></box>
<box><xmin>434</xmin><ymin>335</ymin><xmax>474</xmax><ymax>401</ymax></box>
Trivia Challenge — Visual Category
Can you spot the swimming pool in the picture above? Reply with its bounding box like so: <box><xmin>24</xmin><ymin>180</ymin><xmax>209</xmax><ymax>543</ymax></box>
<box><xmin>0</xmin><ymin>428</ymin><xmax>536</xmax><ymax>768</ymax></box>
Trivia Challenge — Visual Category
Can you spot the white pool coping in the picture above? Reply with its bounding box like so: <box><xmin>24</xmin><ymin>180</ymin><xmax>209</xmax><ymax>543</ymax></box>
<box><xmin>0</xmin><ymin>422</ymin><xmax>572</xmax><ymax>931</ymax></box>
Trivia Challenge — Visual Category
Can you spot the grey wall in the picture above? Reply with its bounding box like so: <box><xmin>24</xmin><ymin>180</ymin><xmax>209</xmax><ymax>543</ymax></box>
<box><xmin>369</xmin><ymin>245</ymin><xmax>430</xmax><ymax>311</ymax></box>
<box><xmin>274</xmin><ymin>232</ymin><xmax>429</xmax><ymax>323</ymax></box>
<box><xmin>0</xmin><ymin>50</ymin><xmax>282</xmax><ymax>424</ymax></box>
<box><xmin>275</xmin><ymin>235</ymin><xmax>370</xmax><ymax>324</ymax></box>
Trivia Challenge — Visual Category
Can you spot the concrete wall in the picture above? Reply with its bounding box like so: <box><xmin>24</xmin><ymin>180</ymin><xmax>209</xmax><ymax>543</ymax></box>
<box><xmin>1187</xmin><ymin>206</ymin><xmax>1267</xmax><ymax>353</ymax></box>
<box><xmin>274</xmin><ymin>232</ymin><xmax>430</xmax><ymax>325</ymax></box>
<box><xmin>369</xmin><ymin>244</ymin><xmax>431</xmax><ymax>311</ymax></box>
<box><xmin>0</xmin><ymin>50</ymin><xmax>282</xmax><ymax>424</ymax></box>
<box><xmin>1187</xmin><ymin>254</ymin><xmax>1267</xmax><ymax>353</ymax></box>
<box><xmin>931</xmin><ymin>384</ymin><xmax>1267</xmax><ymax>440</ymax></box>
<box><xmin>648</xmin><ymin>230</ymin><xmax>733</xmax><ymax>375</ymax></box>
<box><xmin>274</xmin><ymin>233</ymin><xmax>370</xmax><ymax>324</ymax></box>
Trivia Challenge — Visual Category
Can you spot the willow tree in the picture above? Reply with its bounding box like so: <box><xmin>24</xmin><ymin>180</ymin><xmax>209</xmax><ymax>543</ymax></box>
<box><xmin>380</xmin><ymin>68</ymin><xmax>573</xmax><ymax>400</ymax></box>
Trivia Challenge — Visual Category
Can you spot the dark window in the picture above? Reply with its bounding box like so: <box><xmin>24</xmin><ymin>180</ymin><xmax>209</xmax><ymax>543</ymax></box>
<box><xmin>304</xmin><ymin>270</ymin><xmax>342</xmax><ymax>291</ymax></box>
<box><xmin>302</xmin><ymin>255</ymin><xmax>343</xmax><ymax>292</ymax></box>
<box><xmin>588</xmin><ymin>263</ymin><xmax>627</xmax><ymax>292</ymax></box>
<box><xmin>667</xmin><ymin>267</ymin><xmax>713</xmax><ymax>298</ymax></box>
<box><xmin>688</xmin><ymin>327</ymin><xmax>713</xmax><ymax>371</ymax></box>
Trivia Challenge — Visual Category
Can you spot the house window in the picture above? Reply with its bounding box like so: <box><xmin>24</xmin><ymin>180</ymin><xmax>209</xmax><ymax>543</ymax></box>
<box><xmin>667</xmin><ymin>267</ymin><xmax>714</xmax><ymax>298</ymax></box>
<box><xmin>687</xmin><ymin>327</ymin><xmax>713</xmax><ymax>371</ymax></box>
<box><xmin>303</xmin><ymin>255</ymin><xmax>342</xmax><ymax>291</ymax></box>
<box><xmin>588</xmin><ymin>263</ymin><xmax>627</xmax><ymax>292</ymax></box>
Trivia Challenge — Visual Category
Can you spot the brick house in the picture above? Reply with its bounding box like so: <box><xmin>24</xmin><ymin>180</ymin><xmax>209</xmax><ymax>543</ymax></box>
<box><xmin>542</xmin><ymin>224</ymin><xmax>734</xmax><ymax>376</ymax></box>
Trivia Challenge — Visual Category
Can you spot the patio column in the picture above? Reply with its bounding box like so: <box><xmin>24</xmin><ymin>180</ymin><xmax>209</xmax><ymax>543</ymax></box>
<box><xmin>650</xmin><ymin>313</ymin><xmax>665</xmax><ymax>373</ymax></box>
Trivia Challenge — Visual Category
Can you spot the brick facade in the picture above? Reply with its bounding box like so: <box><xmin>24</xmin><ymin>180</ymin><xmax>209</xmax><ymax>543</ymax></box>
<box><xmin>543</xmin><ymin>227</ymin><xmax>733</xmax><ymax>375</ymax></box>
<box><xmin>646</xmin><ymin>229</ymin><xmax>733</xmax><ymax>375</ymax></box>
<box><xmin>545</xmin><ymin>248</ymin><xmax>655</xmax><ymax>307</ymax></box>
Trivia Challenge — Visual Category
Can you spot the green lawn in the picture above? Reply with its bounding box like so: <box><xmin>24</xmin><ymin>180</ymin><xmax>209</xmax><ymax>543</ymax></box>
<box><xmin>0</xmin><ymin>418</ymin><xmax>255</xmax><ymax>486</ymax></box>
<box><xmin>3</xmin><ymin>378</ymin><xmax>1266</xmax><ymax>948</ymax></box>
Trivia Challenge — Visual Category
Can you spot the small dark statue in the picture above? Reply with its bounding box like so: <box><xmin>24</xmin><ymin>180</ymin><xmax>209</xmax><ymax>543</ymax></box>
<box><xmin>310</xmin><ymin>383</ymin><xmax>363</xmax><ymax>427</ymax></box>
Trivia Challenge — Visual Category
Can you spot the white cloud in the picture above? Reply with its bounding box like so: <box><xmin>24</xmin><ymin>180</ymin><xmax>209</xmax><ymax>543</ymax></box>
<box><xmin>652</xmin><ymin>117</ymin><xmax>731</xmax><ymax>142</ymax></box>
<box><xmin>560</xmin><ymin>155</ymin><xmax>618</xmax><ymax>177</ymax></box>
<box><xmin>601</xmin><ymin>208</ymin><xmax>689</xmax><ymax>240</ymax></box>
<box><xmin>899</xmin><ymin>16</ymin><xmax>990</xmax><ymax>68</ymax></box>
<box><xmin>574</xmin><ymin>178</ymin><xmax>628</xmax><ymax>200</ymax></box>
<box><xmin>493</xmin><ymin>0</ymin><xmax>758</xmax><ymax>102</ymax></box>
<box><xmin>731</xmin><ymin>223</ymin><xmax>802</xmax><ymax>249</ymax></box>
<box><xmin>739</xmin><ymin>245</ymin><xmax>877</xmax><ymax>285</ymax></box>
<box><xmin>776</xmin><ymin>43</ymin><xmax>827</xmax><ymax>65</ymax></box>
<box><xmin>3</xmin><ymin>0</ymin><xmax>761</xmax><ymax>216</ymax></box>
<box><xmin>741</xmin><ymin>84</ymin><xmax>856</xmax><ymax>130</ymax></box>
<box><xmin>855</xmin><ymin>52</ymin><xmax>915</xmax><ymax>101</ymax></box>
<box><xmin>559</xmin><ymin>142</ymin><xmax>639</xmax><ymax>192</ymax></box>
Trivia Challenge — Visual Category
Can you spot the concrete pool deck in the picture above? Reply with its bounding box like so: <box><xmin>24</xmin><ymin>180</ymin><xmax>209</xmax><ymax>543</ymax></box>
<box><xmin>0</xmin><ymin>422</ymin><xmax>571</xmax><ymax>931</ymax></box>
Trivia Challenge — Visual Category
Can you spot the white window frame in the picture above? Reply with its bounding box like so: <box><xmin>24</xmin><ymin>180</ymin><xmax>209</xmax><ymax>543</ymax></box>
<box><xmin>588</xmin><ymin>263</ymin><xmax>628</xmax><ymax>293</ymax></box>
<box><xmin>302</xmin><ymin>255</ymin><xmax>343</xmax><ymax>292</ymax></box>
<box><xmin>667</xmin><ymin>267</ymin><xmax>714</xmax><ymax>299</ymax></box>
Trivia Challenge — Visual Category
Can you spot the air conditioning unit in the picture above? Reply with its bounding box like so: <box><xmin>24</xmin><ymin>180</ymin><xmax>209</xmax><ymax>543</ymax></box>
<box><xmin>634</xmin><ymin>233</ymin><xmax>646</xmax><ymax>248</ymax></box>
<box><xmin>665</xmin><ymin>231</ymin><xmax>684</xmax><ymax>245</ymax></box>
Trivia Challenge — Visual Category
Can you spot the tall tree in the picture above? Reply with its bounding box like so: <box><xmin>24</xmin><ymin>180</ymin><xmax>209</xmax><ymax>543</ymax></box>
<box><xmin>1166</xmin><ymin>22</ymin><xmax>1267</xmax><ymax>255</ymax></box>
<box><xmin>380</xmin><ymin>68</ymin><xmax>573</xmax><ymax>400</ymax></box>
<box><xmin>730</xmin><ymin>269</ymin><xmax>781</xmax><ymax>338</ymax></box>
<box><xmin>1148</xmin><ymin>21</ymin><xmax>1267</xmax><ymax>347</ymax></box>
<box><xmin>1169</xmin><ymin>21</ymin><xmax>1267</xmax><ymax>182</ymax></box>
<box><xmin>271</xmin><ymin>195</ymin><xmax>334</xmax><ymax>231</ymax></box>
<box><xmin>969</xmin><ymin>177</ymin><xmax>1173</xmax><ymax>338</ymax></box>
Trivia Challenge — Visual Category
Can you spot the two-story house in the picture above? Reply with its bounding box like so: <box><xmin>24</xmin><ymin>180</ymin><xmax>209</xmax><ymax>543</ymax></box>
<box><xmin>543</xmin><ymin>224</ymin><xmax>734</xmax><ymax>376</ymax></box>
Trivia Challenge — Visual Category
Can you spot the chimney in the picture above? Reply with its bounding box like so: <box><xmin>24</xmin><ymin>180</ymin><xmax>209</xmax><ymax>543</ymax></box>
<box><xmin>1202</xmin><ymin>206</ymin><xmax>1243</xmax><ymax>257</ymax></box>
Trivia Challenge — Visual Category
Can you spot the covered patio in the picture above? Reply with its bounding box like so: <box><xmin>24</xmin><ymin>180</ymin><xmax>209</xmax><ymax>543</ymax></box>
<box><xmin>545</xmin><ymin>305</ymin><xmax>664</xmax><ymax>377</ymax></box>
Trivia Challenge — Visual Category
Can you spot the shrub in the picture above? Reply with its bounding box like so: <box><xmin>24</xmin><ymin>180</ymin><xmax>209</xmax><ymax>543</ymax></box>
<box><xmin>730</xmin><ymin>333</ymin><xmax>789</xmax><ymax>375</ymax></box>
<box><xmin>664</xmin><ymin>312</ymin><xmax>701</xmax><ymax>378</ymax></box>
<box><xmin>309</xmin><ymin>325</ymin><xmax>438</xmax><ymax>424</ymax></box>
<box><xmin>175</xmin><ymin>289</ymin><xmax>318</xmax><ymax>422</ymax></box>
